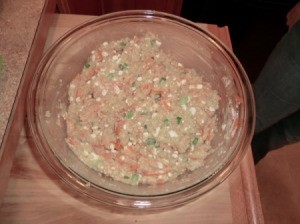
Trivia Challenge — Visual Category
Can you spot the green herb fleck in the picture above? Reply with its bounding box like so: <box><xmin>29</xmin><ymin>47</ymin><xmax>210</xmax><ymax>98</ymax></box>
<box><xmin>120</xmin><ymin>41</ymin><xmax>126</xmax><ymax>47</ymax></box>
<box><xmin>176</xmin><ymin>116</ymin><xmax>182</xmax><ymax>124</ymax></box>
<box><xmin>0</xmin><ymin>56</ymin><xmax>4</xmax><ymax>71</ymax></box>
<box><xmin>131</xmin><ymin>81</ymin><xmax>136</xmax><ymax>87</ymax></box>
<box><xmin>159</xmin><ymin>77</ymin><xmax>167</xmax><ymax>83</ymax></box>
<box><xmin>131</xmin><ymin>173</ymin><xmax>141</xmax><ymax>183</ymax></box>
<box><xmin>163</xmin><ymin>118</ymin><xmax>170</xmax><ymax>126</ymax></box>
<box><xmin>146</xmin><ymin>137</ymin><xmax>156</xmax><ymax>146</ymax></box>
<box><xmin>182</xmin><ymin>155</ymin><xmax>189</xmax><ymax>162</ymax></box>
<box><xmin>76</xmin><ymin>120</ymin><xmax>82</xmax><ymax>128</ymax></box>
<box><xmin>140</xmin><ymin>111</ymin><xmax>148</xmax><ymax>115</ymax></box>
<box><xmin>107</xmin><ymin>72</ymin><xmax>115</xmax><ymax>79</ymax></box>
<box><xmin>84</xmin><ymin>62</ymin><xmax>90</xmax><ymax>68</ymax></box>
<box><xmin>155</xmin><ymin>142</ymin><xmax>161</xmax><ymax>148</ymax></box>
<box><xmin>154</xmin><ymin>93</ymin><xmax>162</xmax><ymax>101</ymax></box>
<box><xmin>179</xmin><ymin>95</ymin><xmax>188</xmax><ymax>105</ymax></box>
<box><xmin>119</xmin><ymin>63</ymin><xmax>128</xmax><ymax>70</ymax></box>
<box><xmin>92</xmin><ymin>159</ymin><xmax>101</xmax><ymax>168</ymax></box>
<box><xmin>192</xmin><ymin>137</ymin><xmax>199</xmax><ymax>145</ymax></box>
<box><xmin>125</xmin><ymin>111</ymin><xmax>134</xmax><ymax>119</ymax></box>
<box><xmin>150</xmin><ymin>38</ymin><xmax>156</xmax><ymax>46</ymax></box>
<box><xmin>124</xmin><ymin>175</ymin><xmax>130</xmax><ymax>179</ymax></box>
<box><xmin>144</xmin><ymin>124</ymin><xmax>148</xmax><ymax>129</ymax></box>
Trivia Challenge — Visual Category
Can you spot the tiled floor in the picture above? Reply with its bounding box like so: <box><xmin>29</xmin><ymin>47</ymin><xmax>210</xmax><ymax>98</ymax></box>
<box><xmin>256</xmin><ymin>142</ymin><xmax>300</xmax><ymax>223</ymax></box>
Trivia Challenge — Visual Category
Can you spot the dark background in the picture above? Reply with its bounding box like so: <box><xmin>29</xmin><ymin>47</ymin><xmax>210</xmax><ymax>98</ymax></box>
<box><xmin>181</xmin><ymin>0</ymin><xmax>298</xmax><ymax>82</ymax></box>
<box><xmin>57</xmin><ymin>0</ymin><xmax>299</xmax><ymax>83</ymax></box>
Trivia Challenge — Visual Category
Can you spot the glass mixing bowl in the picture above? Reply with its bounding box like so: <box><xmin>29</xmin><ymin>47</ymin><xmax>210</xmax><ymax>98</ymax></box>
<box><xmin>27</xmin><ymin>10</ymin><xmax>255</xmax><ymax>209</ymax></box>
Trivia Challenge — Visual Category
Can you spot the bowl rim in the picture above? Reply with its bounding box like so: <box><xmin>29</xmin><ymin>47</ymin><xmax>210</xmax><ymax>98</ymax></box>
<box><xmin>27</xmin><ymin>9</ymin><xmax>255</xmax><ymax>209</ymax></box>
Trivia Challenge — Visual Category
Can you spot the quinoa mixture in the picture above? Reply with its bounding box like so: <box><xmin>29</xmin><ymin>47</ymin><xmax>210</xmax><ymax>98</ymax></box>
<box><xmin>65</xmin><ymin>33</ymin><xmax>220</xmax><ymax>185</ymax></box>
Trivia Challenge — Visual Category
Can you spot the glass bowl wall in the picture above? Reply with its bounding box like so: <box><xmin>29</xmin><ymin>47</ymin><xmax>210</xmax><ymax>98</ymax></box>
<box><xmin>27</xmin><ymin>10</ymin><xmax>255</xmax><ymax>209</ymax></box>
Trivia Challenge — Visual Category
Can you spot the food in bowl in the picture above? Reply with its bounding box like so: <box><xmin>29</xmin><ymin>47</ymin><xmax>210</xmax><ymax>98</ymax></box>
<box><xmin>27</xmin><ymin>10</ymin><xmax>255</xmax><ymax>208</ymax></box>
<box><xmin>65</xmin><ymin>33</ymin><xmax>220</xmax><ymax>185</ymax></box>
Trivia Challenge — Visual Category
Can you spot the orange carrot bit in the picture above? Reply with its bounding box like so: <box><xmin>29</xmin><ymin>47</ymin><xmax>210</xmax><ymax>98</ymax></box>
<box><xmin>114</xmin><ymin>120</ymin><xmax>124</xmax><ymax>136</ymax></box>
<box><xmin>114</xmin><ymin>139</ymin><xmax>123</xmax><ymax>151</ymax></box>
<box><xmin>233</xmin><ymin>119</ymin><xmax>240</xmax><ymax>128</ymax></box>
<box><xmin>91</xmin><ymin>143</ymin><xmax>105</xmax><ymax>149</ymax></box>
<box><xmin>85</xmin><ymin>68</ymin><xmax>96</xmax><ymax>79</ymax></box>
<box><xmin>130</xmin><ymin>164</ymin><xmax>139</xmax><ymax>172</ymax></box>
<box><xmin>122</xmin><ymin>76</ymin><xmax>132</xmax><ymax>85</ymax></box>
<box><xmin>127</xmin><ymin>101</ymin><xmax>139</xmax><ymax>111</ymax></box>
<box><xmin>142</xmin><ymin>169</ymin><xmax>169</xmax><ymax>177</ymax></box>
<box><xmin>200</xmin><ymin>125</ymin><xmax>213</xmax><ymax>142</ymax></box>
<box><xmin>190</xmin><ymin>89</ymin><xmax>205</xmax><ymax>96</ymax></box>
<box><xmin>75</xmin><ymin>88</ymin><xmax>84</xmax><ymax>98</ymax></box>
<box><xmin>92</xmin><ymin>145</ymin><xmax>108</xmax><ymax>157</ymax></box>
<box><xmin>234</xmin><ymin>95</ymin><xmax>243</xmax><ymax>105</ymax></box>
<box><xmin>160</xmin><ymin>99</ymin><xmax>172</xmax><ymax>111</ymax></box>
<box><xmin>66</xmin><ymin>137</ymin><xmax>75</xmax><ymax>146</ymax></box>
<box><xmin>78</xmin><ymin>130</ymin><xmax>90</xmax><ymax>140</ymax></box>
<box><xmin>126</xmin><ymin>145</ymin><xmax>141</xmax><ymax>156</ymax></box>
<box><xmin>141</xmin><ymin>83</ymin><xmax>153</xmax><ymax>94</ymax></box>
<box><xmin>151</xmin><ymin>89</ymin><xmax>164</xmax><ymax>95</ymax></box>
<box><xmin>140</xmin><ymin>162</ymin><xmax>171</xmax><ymax>176</ymax></box>
<box><xmin>75</xmin><ymin>73</ymin><xmax>82</xmax><ymax>82</ymax></box>
<box><xmin>188</xmin><ymin>154</ymin><xmax>204</xmax><ymax>161</ymax></box>
<box><xmin>116</xmin><ymin>155</ymin><xmax>139</xmax><ymax>171</ymax></box>
<box><xmin>97</xmin><ymin>49</ymin><xmax>103</xmax><ymax>61</ymax></box>
<box><xmin>198</xmin><ymin>125</ymin><xmax>204</xmax><ymax>135</ymax></box>
<box><xmin>205</xmin><ymin>128</ymin><xmax>214</xmax><ymax>142</ymax></box>
<box><xmin>202</xmin><ymin>82</ymin><xmax>212</xmax><ymax>88</ymax></box>
<box><xmin>97</xmin><ymin>150</ymin><xmax>114</xmax><ymax>160</ymax></box>
<box><xmin>156</xmin><ymin>179</ymin><xmax>165</xmax><ymax>185</ymax></box>
<box><xmin>66</xmin><ymin>119</ymin><xmax>77</xmax><ymax>132</ymax></box>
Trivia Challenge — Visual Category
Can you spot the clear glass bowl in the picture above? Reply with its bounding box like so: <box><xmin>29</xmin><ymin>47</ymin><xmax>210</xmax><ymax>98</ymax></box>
<box><xmin>27</xmin><ymin>10</ymin><xmax>255</xmax><ymax>209</ymax></box>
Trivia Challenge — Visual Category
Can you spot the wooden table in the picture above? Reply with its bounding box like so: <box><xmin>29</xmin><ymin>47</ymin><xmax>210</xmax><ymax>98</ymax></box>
<box><xmin>0</xmin><ymin>14</ymin><xmax>264</xmax><ymax>224</ymax></box>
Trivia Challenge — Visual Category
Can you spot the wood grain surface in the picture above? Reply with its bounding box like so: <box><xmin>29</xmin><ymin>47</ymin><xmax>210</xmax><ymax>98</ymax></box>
<box><xmin>0</xmin><ymin>14</ymin><xmax>264</xmax><ymax>224</ymax></box>
<box><xmin>0</xmin><ymin>0</ymin><xmax>56</xmax><ymax>205</ymax></box>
